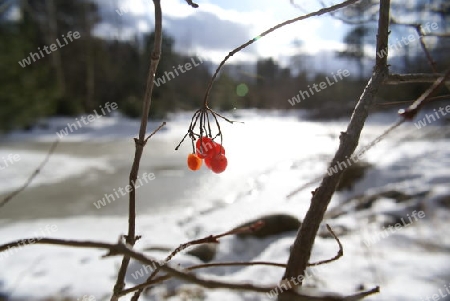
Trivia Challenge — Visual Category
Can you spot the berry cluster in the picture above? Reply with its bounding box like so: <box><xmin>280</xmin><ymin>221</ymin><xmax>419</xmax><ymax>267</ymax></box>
<box><xmin>187</xmin><ymin>137</ymin><xmax>227</xmax><ymax>173</ymax></box>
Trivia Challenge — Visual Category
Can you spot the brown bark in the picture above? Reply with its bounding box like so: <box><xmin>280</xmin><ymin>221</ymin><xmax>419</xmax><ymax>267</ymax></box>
<box><xmin>279</xmin><ymin>0</ymin><xmax>391</xmax><ymax>296</ymax></box>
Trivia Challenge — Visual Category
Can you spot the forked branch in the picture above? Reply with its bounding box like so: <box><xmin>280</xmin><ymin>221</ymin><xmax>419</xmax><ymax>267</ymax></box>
<box><xmin>280</xmin><ymin>0</ymin><xmax>391</xmax><ymax>295</ymax></box>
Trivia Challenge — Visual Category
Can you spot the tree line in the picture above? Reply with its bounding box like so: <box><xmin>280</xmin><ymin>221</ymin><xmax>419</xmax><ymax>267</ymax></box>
<box><xmin>0</xmin><ymin>0</ymin><xmax>448</xmax><ymax>132</ymax></box>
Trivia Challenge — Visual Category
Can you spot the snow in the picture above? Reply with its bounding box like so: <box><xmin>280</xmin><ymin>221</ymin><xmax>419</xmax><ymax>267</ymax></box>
<box><xmin>0</xmin><ymin>150</ymin><xmax>113</xmax><ymax>194</ymax></box>
<box><xmin>0</xmin><ymin>110</ymin><xmax>449</xmax><ymax>300</ymax></box>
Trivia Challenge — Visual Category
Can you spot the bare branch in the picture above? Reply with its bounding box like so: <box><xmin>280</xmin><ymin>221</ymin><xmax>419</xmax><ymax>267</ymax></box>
<box><xmin>121</xmin><ymin>261</ymin><xmax>286</xmax><ymax>295</ymax></box>
<box><xmin>376</xmin><ymin>95</ymin><xmax>450</xmax><ymax>107</ymax></box>
<box><xmin>390</xmin><ymin>18</ymin><xmax>439</xmax><ymax>71</ymax></box>
<box><xmin>344</xmin><ymin>286</ymin><xmax>380</xmax><ymax>301</ymax></box>
<box><xmin>110</xmin><ymin>0</ymin><xmax>163</xmax><ymax>300</ymax></box>
<box><xmin>399</xmin><ymin>67</ymin><xmax>450</xmax><ymax>120</ymax></box>
<box><xmin>184</xmin><ymin>0</ymin><xmax>199</xmax><ymax>8</ymax></box>
<box><xmin>0</xmin><ymin>139</ymin><xmax>59</xmax><ymax>209</ymax></box>
<box><xmin>202</xmin><ymin>0</ymin><xmax>360</xmax><ymax>107</ymax></box>
<box><xmin>0</xmin><ymin>238</ymin><xmax>372</xmax><ymax>301</ymax></box>
<box><xmin>423</xmin><ymin>32</ymin><xmax>450</xmax><ymax>38</ymax></box>
<box><xmin>144</xmin><ymin>121</ymin><xmax>166</xmax><ymax>143</ymax></box>
<box><xmin>280</xmin><ymin>0</ymin><xmax>391</xmax><ymax>291</ymax></box>
<box><xmin>308</xmin><ymin>225</ymin><xmax>343</xmax><ymax>267</ymax></box>
<box><xmin>123</xmin><ymin>224</ymin><xmax>342</xmax><ymax>295</ymax></box>
<box><xmin>390</xmin><ymin>18</ymin><xmax>450</xmax><ymax>37</ymax></box>
<box><xmin>320</xmin><ymin>0</ymin><xmax>379</xmax><ymax>25</ymax></box>
<box><xmin>287</xmin><ymin>175</ymin><xmax>324</xmax><ymax>199</ymax></box>
<box><xmin>131</xmin><ymin>221</ymin><xmax>264</xmax><ymax>298</ymax></box>
<box><xmin>385</xmin><ymin>73</ymin><xmax>449</xmax><ymax>84</ymax></box>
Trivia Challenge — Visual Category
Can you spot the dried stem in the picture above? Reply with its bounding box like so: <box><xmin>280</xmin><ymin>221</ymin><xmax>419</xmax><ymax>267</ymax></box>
<box><xmin>0</xmin><ymin>139</ymin><xmax>59</xmax><ymax>208</ymax></box>
<box><xmin>390</xmin><ymin>19</ymin><xmax>437</xmax><ymax>71</ymax></box>
<box><xmin>398</xmin><ymin>67</ymin><xmax>450</xmax><ymax>120</ymax></box>
<box><xmin>121</xmin><ymin>223</ymin><xmax>342</xmax><ymax>295</ymax></box>
<box><xmin>130</xmin><ymin>221</ymin><xmax>264</xmax><ymax>298</ymax></box>
<box><xmin>184</xmin><ymin>0</ymin><xmax>199</xmax><ymax>8</ymax></box>
<box><xmin>144</xmin><ymin>121</ymin><xmax>166</xmax><ymax>143</ymax></box>
<box><xmin>385</xmin><ymin>73</ymin><xmax>449</xmax><ymax>84</ymax></box>
<box><xmin>307</xmin><ymin>225</ymin><xmax>343</xmax><ymax>267</ymax></box>
<box><xmin>390</xmin><ymin>18</ymin><xmax>450</xmax><ymax>92</ymax></box>
<box><xmin>175</xmin><ymin>107</ymin><xmax>240</xmax><ymax>152</ymax></box>
<box><xmin>110</xmin><ymin>0</ymin><xmax>163</xmax><ymax>300</ymax></box>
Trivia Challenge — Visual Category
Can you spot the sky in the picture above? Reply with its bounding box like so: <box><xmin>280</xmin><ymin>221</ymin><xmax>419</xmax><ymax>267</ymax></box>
<box><xmin>96</xmin><ymin>0</ymin><xmax>349</xmax><ymax>65</ymax></box>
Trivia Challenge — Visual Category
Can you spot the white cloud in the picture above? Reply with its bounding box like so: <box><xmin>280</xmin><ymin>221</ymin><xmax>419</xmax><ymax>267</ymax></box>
<box><xmin>97</xmin><ymin>0</ymin><xmax>348</xmax><ymax>63</ymax></box>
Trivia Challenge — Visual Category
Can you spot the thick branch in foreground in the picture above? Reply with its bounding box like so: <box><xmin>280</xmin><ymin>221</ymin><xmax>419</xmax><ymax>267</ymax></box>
<box><xmin>280</xmin><ymin>0</ymin><xmax>391</xmax><ymax>295</ymax></box>
<box><xmin>110</xmin><ymin>0</ymin><xmax>163</xmax><ymax>300</ymax></box>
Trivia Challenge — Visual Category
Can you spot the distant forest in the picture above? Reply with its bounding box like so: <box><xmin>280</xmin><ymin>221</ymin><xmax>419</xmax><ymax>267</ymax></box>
<box><xmin>0</xmin><ymin>0</ymin><xmax>449</xmax><ymax>132</ymax></box>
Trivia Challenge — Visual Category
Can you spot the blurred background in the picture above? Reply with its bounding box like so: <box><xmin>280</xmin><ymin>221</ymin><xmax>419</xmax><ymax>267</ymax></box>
<box><xmin>0</xmin><ymin>0</ymin><xmax>449</xmax><ymax>300</ymax></box>
<box><xmin>0</xmin><ymin>0</ymin><xmax>449</xmax><ymax>127</ymax></box>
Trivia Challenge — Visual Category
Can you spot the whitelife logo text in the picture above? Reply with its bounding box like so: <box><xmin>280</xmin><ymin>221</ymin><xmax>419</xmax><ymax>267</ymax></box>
<box><xmin>18</xmin><ymin>31</ymin><xmax>80</xmax><ymax>68</ymax></box>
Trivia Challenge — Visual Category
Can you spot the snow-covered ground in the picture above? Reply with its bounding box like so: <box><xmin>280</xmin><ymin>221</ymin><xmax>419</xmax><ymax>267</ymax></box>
<box><xmin>0</xmin><ymin>110</ymin><xmax>449</xmax><ymax>300</ymax></box>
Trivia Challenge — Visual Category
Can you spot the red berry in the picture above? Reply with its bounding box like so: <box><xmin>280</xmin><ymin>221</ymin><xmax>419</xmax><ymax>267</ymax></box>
<box><xmin>205</xmin><ymin>156</ymin><xmax>212</xmax><ymax>169</ymax></box>
<box><xmin>196</xmin><ymin>137</ymin><xmax>215</xmax><ymax>159</ymax></box>
<box><xmin>211</xmin><ymin>142</ymin><xmax>225</xmax><ymax>156</ymax></box>
<box><xmin>187</xmin><ymin>153</ymin><xmax>202</xmax><ymax>171</ymax></box>
<box><xmin>210</xmin><ymin>153</ymin><xmax>227</xmax><ymax>174</ymax></box>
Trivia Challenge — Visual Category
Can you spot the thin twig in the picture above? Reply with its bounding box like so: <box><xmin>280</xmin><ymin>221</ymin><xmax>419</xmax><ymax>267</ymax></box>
<box><xmin>376</xmin><ymin>95</ymin><xmax>450</xmax><ymax>107</ymax></box>
<box><xmin>385</xmin><ymin>73</ymin><xmax>448</xmax><ymax>84</ymax></box>
<box><xmin>323</xmin><ymin>0</ymin><xmax>379</xmax><ymax>25</ymax></box>
<box><xmin>121</xmin><ymin>223</ymin><xmax>342</xmax><ymax>295</ymax></box>
<box><xmin>131</xmin><ymin>220</ymin><xmax>265</xmax><ymax>298</ymax></box>
<box><xmin>147</xmin><ymin>221</ymin><xmax>264</xmax><ymax>280</ymax></box>
<box><xmin>175</xmin><ymin>107</ymin><xmax>241</xmax><ymax>151</ymax></box>
<box><xmin>398</xmin><ymin>67</ymin><xmax>450</xmax><ymax>120</ymax></box>
<box><xmin>121</xmin><ymin>261</ymin><xmax>286</xmax><ymax>295</ymax></box>
<box><xmin>308</xmin><ymin>225</ymin><xmax>343</xmax><ymax>267</ymax></box>
<box><xmin>344</xmin><ymin>286</ymin><xmax>380</xmax><ymax>301</ymax></box>
<box><xmin>286</xmin><ymin>175</ymin><xmax>325</xmax><ymax>199</ymax></box>
<box><xmin>201</xmin><ymin>0</ymin><xmax>360</xmax><ymax>107</ymax></box>
<box><xmin>144</xmin><ymin>121</ymin><xmax>166</xmax><ymax>143</ymax></box>
<box><xmin>0</xmin><ymin>139</ymin><xmax>59</xmax><ymax>209</ymax></box>
<box><xmin>184</xmin><ymin>0</ymin><xmax>198</xmax><ymax>8</ymax></box>
<box><xmin>390</xmin><ymin>19</ymin><xmax>437</xmax><ymax>71</ymax></box>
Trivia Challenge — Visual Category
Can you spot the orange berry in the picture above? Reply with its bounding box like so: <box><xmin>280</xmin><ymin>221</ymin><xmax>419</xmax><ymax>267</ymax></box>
<box><xmin>210</xmin><ymin>153</ymin><xmax>227</xmax><ymax>174</ymax></box>
<box><xmin>187</xmin><ymin>153</ymin><xmax>202</xmax><ymax>171</ymax></box>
